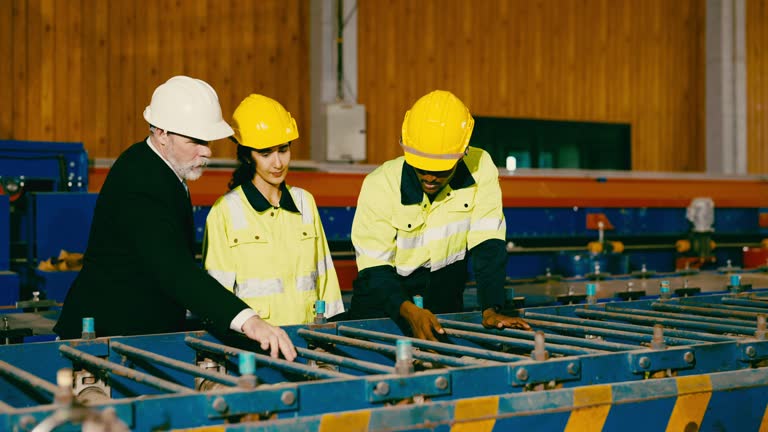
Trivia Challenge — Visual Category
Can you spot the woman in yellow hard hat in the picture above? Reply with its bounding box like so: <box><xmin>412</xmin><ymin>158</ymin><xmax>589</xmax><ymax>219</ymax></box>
<box><xmin>347</xmin><ymin>90</ymin><xmax>530</xmax><ymax>340</ymax></box>
<box><xmin>203</xmin><ymin>94</ymin><xmax>344</xmax><ymax>325</ymax></box>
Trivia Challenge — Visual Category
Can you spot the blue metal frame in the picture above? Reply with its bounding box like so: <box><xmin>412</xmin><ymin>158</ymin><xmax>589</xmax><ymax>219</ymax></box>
<box><xmin>1</xmin><ymin>288</ymin><xmax>768</xmax><ymax>430</ymax></box>
<box><xmin>0</xmin><ymin>140</ymin><xmax>89</xmax><ymax>193</ymax></box>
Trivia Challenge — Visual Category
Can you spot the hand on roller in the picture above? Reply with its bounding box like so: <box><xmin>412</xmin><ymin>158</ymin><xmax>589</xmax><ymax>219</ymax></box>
<box><xmin>400</xmin><ymin>301</ymin><xmax>445</xmax><ymax>341</ymax></box>
<box><xmin>242</xmin><ymin>316</ymin><xmax>297</xmax><ymax>361</ymax></box>
<box><xmin>481</xmin><ymin>308</ymin><xmax>531</xmax><ymax>331</ymax></box>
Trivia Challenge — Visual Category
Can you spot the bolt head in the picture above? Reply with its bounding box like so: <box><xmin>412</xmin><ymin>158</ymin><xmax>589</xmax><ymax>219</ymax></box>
<box><xmin>515</xmin><ymin>368</ymin><xmax>529</xmax><ymax>382</ymax></box>
<box><xmin>434</xmin><ymin>376</ymin><xmax>449</xmax><ymax>390</ymax></box>
<box><xmin>19</xmin><ymin>415</ymin><xmax>36</xmax><ymax>430</ymax></box>
<box><xmin>745</xmin><ymin>346</ymin><xmax>757</xmax><ymax>358</ymax></box>
<box><xmin>567</xmin><ymin>362</ymin><xmax>580</xmax><ymax>375</ymax></box>
<box><xmin>212</xmin><ymin>396</ymin><xmax>228</xmax><ymax>413</ymax></box>
<box><xmin>374</xmin><ymin>381</ymin><xmax>390</xmax><ymax>396</ymax></box>
<box><xmin>683</xmin><ymin>351</ymin><xmax>695</xmax><ymax>364</ymax></box>
<box><xmin>281</xmin><ymin>390</ymin><xmax>296</xmax><ymax>406</ymax></box>
<box><xmin>638</xmin><ymin>356</ymin><xmax>651</xmax><ymax>369</ymax></box>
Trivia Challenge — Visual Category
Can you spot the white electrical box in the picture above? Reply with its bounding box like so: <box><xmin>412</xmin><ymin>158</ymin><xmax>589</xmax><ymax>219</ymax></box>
<box><xmin>325</xmin><ymin>103</ymin><xmax>366</xmax><ymax>162</ymax></box>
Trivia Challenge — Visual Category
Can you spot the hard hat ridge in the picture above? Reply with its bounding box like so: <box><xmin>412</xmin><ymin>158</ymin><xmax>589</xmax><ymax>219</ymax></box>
<box><xmin>231</xmin><ymin>94</ymin><xmax>299</xmax><ymax>150</ymax></box>
<box><xmin>143</xmin><ymin>75</ymin><xmax>234</xmax><ymax>141</ymax></box>
<box><xmin>401</xmin><ymin>90</ymin><xmax>474</xmax><ymax>171</ymax></box>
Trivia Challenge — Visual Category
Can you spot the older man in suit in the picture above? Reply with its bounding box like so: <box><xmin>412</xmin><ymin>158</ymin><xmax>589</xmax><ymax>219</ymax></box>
<box><xmin>54</xmin><ymin>76</ymin><xmax>296</xmax><ymax>361</ymax></box>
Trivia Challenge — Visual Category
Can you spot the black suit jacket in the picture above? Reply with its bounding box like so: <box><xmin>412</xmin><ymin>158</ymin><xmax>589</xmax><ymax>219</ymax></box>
<box><xmin>54</xmin><ymin>140</ymin><xmax>247</xmax><ymax>338</ymax></box>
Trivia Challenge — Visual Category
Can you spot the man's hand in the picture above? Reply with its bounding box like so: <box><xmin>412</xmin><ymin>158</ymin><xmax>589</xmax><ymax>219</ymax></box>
<box><xmin>242</xmin><ymin>316</ymin><xmax>297</xmax><ymax>361</ymax></box>
<box><xmin>400</xmin><ymin>301</ymin><xmax>444</xmax><ymax>341</ymax></box>
<box><xmin>482</xmin><ymin>308</ymin><xmax>532</xmax><ymax>331</ymax></box>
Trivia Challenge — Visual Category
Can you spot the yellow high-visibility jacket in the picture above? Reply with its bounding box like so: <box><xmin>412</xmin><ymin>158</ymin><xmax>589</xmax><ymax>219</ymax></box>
<box><xmin>203</xmin><ymin>181</ymin><xmax>343</xmax><ymax>325</ymax></box>
<box><xmin>350</xmin><ymin>146</ymin><xmax>507</xmax><ymax>319</ymax></box>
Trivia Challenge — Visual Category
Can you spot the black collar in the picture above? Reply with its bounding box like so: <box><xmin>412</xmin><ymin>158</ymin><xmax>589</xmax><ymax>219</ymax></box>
<box><xmin>400</xmin><ymin>159</ymin><xmax>476</xmax><ymax>205</ymax></box>
<box><xmin>242</xmin><ymin>181</ymin><xmax>300</xmax><ymax>213</ymax></box>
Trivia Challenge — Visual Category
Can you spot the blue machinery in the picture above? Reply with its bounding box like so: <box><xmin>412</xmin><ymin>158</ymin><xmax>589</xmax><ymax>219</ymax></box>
<box><xmin>1</xmin><ymin>272</ymin><xmax>768</xmax><ymax>430</ymax></box>
<box><xmin>2</xmin><ymin>140</ymin><xmax>768</xmax><ymax>306</ymax></box>
<box><xmin>3</xmin><ymin>140</ymin><xmax>768</xmax><ymax>429</ymax></box>
<box><xmin>0</xmin><ymin>141</ymin><xmax>94</xmax><ymax>308</ymax></box>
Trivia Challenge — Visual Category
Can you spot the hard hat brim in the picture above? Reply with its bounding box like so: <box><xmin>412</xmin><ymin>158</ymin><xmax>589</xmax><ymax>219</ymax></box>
<box><xmin>403</xmin><ymin>151</ymin><xmax>460</xmax><ymax>172</ymax></box>
<box><xmin>193</xmin><ymin>120</ymin><xmax>235</xmax><ymax>142</ymax></box>
<box><xmin>144</xmin><ymin>107</ymin><xmax>234</xmax><ymax>142</ymax></box>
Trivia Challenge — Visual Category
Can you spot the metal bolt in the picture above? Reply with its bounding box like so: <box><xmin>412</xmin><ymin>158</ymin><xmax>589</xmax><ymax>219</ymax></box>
<box><xmin>756</xmin><ymin>314</ymin><xmax>767</xmax><ymax>340</ymax></box>
<box><xmin>683</xmin><ymin>351</ymin><xmax>695</xmax><ymax>364</ymax></box>
<box><xmin>531</xmin><ymin>331</ymin><xmax>549</xmax><ymax>361</ymax></box>
<box><xmin>651</xmin><ymin>324</ymin><xmax>666</xmax><ymax>350</ymax></box>
<box><xmin>745</xmin><ymin>346</ymin><xmax>757</xmax><ymax>358</ymax></box>
<box><xmin>567</xmin><ymin>362</ymin><xmax>580</xmax><ymax>375</ymax></box>
<box><xmin>515</xmin><ymin>367</ymin><xmax>529</xmax><ymax>382</ymax></box>
<box><xmin>373</xmin><ymin>381</ymin><xmax>390</xmax><ymax>396</ymax></box>
<box><xmin>280</xmin><ymin>390</ymin><xmax>296</xmax><ymax>406</ymax></box>
<box><xmin>434</xmin><ymin>376</ymin><xmax>449</xmax><ymax>390</ymax></box>
<box><xmin>638</xmin><ymin>356</ymin><xmax>651</xmax><ymax>369</ymax></box>
<box><xmin>19</xmin><ymin>415</ymin><xmax>36</xmax><ymax>431</ymax></box>
<box><xmin>212</xmin><ymin>396</ymin><xmax>228</xmax><ymax>413</ymax></box>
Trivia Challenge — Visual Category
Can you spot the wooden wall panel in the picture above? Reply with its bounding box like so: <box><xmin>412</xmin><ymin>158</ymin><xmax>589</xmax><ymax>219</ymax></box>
<box><xmin>5</xmin><ymin>1</ymin><xmax>764</xmax><ymax>173</ymax></box>
<box><xmin>748</xmin><ymin>0</ymin><xmax>768</xmax><ymax>174</ymax></box>
<box><xmin>358</xmin><ymin>0</ymin><xmax>707</xmax><ymax>171</ymax></box>
<box><xmin>80</xmin><ymin>0</ymin><xmax>108</xmax><ymax>156</ymax></box>
<box><xmin>0</xmin><ymin>0</ymin><xmax>310</xmax><ymax>161</ymax></box>
<box><xmin>10</xmin><ymin>0</ymin><xmax>28</xmax><ymax>140</ymax></box>
<box><xmin>0</xmin><ymin>3</ymin><xmax>12</xmax><ymax>138</ymax></box>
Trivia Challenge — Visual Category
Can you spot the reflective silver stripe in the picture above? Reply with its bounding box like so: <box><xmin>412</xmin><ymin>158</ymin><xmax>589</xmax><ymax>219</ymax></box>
<box><xmin>289</xmin><ymin>187</ymin><xmax>314</xmax><ymax>225</ymax></box>
<box><xmin>325</xmin><ymin>299</ymin><xmax>345</xmax><ymax>318</ymax></box>
<box><xmin>236</xmin><ymin>277</ymin><xmax>284</xmax><ymax>298</ymax></box>
<box><xmin>470</xmin><ymin>217</ymin><xmax>505</xmax><ymax>232</ymax></box>
<box><xmin>396</xmin><ymin>234</ymin><xmax>423</xmax><ymax>250</ymax></box>
<box><xmin>425</xmin><ymin>218</ymin><xmax>471</xmax><ymax>242</ymax></box>
<box><xmin>208</xmin><ymin>269</ymin><xmax>236</xmax><ymax>289</ymax></box>
<box><xmin>296</xmin><ymin>272</ymin><xmax>318</xmax><ymax>292</ymax></box>
<box><xmin>430</xmin><ymin>249</ymin><xmax>467</xmax><ymax>272</ymax></box>
<box><xmin>400</xmin><ymin>142</ymin><xmax>465</xmax><ymax>160</ymax></box>
<box><xmin>224</xmin><ymin>190</ymin><xmax>248</xmax><ymax>230</ymax></box>
<box><xmin>317</xmin><ymin>255</ymin><xmax>333</xmax><ymax>276</ymax></box>
<box><xmin>397</xmin><ymin>218</ymin><xmax>471</xmax><ymax>250</ymax></box>
<box><xmin>354</xmin><ymin>245</ymin><xmax>394</xmax><ymax>263</ymax></box>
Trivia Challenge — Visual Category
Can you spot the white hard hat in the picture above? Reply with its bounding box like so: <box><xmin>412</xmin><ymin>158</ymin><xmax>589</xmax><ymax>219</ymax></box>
<box><xmin>143</xmin><ymin>76</ymin><xmax>234</xmax><ymax>141</ymax></box>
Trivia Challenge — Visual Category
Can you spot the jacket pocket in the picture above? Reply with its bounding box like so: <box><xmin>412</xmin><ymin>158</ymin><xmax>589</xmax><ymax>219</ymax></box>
<box><xmin>392</xmin><ymin>210</ymin><xmax>424</xmax><ymax>233</ymax></box>
<box><xmin>446</xmin><ymin>190</ymin><xmax>476</xmax><ymax>213</ymax></box>
<box><xmin>228</xmin><ymin>230</ymin><xmax>269</xmax><ymax>248</ymax></box>
<box><xmin>392</xmin><ymin>211</ymin><xmax>425</xmax><ymax>252</ymax></box>
<box><xmin>297</xmin><ymin>224</ymin><xmax>318</xmax><ymax>241</ymax></box>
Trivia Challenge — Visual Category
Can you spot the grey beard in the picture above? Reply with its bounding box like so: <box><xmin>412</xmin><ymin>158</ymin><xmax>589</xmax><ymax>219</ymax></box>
<box><xmin>174</xmin><ymin>157</ymin><xmax>209</xmax><ymax>181</ymax></box>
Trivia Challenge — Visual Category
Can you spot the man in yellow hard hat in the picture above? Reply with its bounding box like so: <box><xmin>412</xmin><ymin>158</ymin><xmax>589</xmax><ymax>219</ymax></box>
<box><xmin>54</xmin><ymin>77</ymin><xmax>296</xmax><ymax>360</ymax></box>
<box><xmin>348</xmin><ymin>90</ymin><xmax>530</xmax><ymax>341</ymax></box>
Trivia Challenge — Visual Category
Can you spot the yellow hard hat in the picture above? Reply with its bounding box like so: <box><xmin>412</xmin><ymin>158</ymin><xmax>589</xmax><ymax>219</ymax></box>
<box><xmin>401</xmin><ymin>90</ymin><xmax>474</xmax><ymax>171</ymax></box>
<box><xmin>232</xmin><ymin>94</ymin><xmax>299</xmax><ymax>150</ymax></box>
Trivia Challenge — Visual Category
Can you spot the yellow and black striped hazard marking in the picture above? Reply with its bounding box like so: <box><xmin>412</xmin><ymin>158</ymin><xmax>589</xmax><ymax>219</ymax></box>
<box><xmin>174</xmin><ymin>367</ymin><xmax>767</xmax><ymax>431</ymax></box>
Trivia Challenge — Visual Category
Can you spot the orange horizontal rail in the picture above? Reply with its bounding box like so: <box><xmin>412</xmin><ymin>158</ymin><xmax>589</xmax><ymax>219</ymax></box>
<box><xmin>498</xmin><ymin>176</ymin><xmax>768</xmax><ymax>208</ymax></box>
<box><xmin>89</xmin><ymin>167</ymin><xmax>768</xmax><ymax>208</ymax></box>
